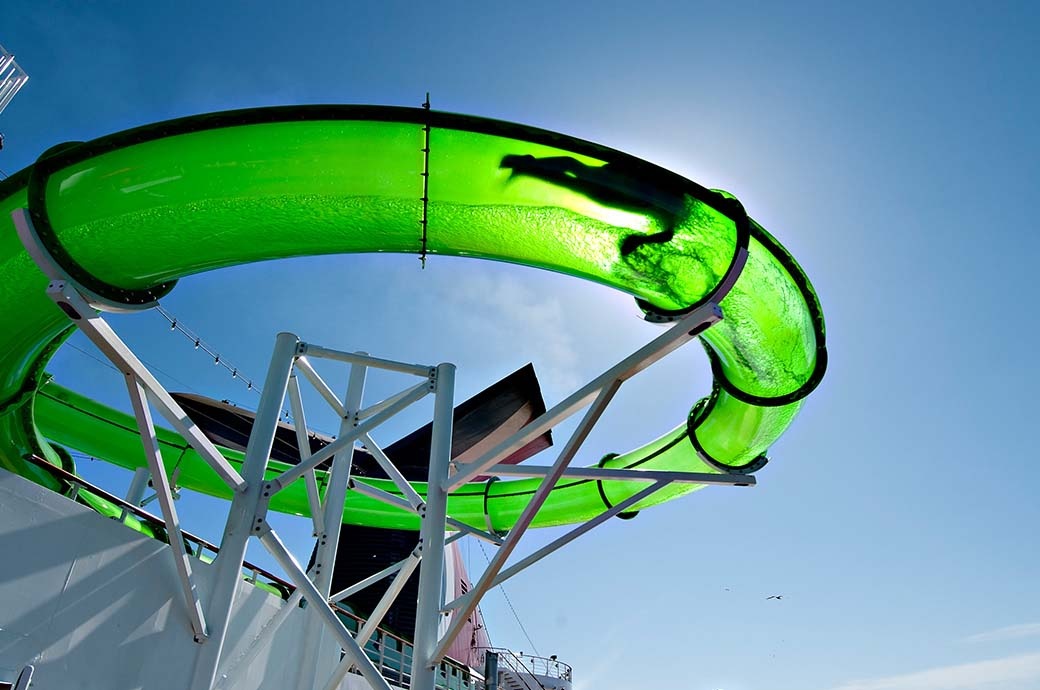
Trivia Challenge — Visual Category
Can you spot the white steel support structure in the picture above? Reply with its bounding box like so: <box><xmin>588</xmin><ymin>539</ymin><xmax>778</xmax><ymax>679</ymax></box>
<box><xmin>243</xmin><ymin>342</ymin><xmax>450</xmax><ymax>690</ymax></box>
<box><xmin>425</xmin><ymin>300</ymin><xmax>742</xmax><ymax>667</ymax></box>
<box><xmin>15</xmin><ymin>201</ymin><xmax>763</xmax><ymax>690</ymax></box>
<box><xmin>15</xmin><ymin>206</ymin><xmax>454</xmax><ymax>690</ymax></box>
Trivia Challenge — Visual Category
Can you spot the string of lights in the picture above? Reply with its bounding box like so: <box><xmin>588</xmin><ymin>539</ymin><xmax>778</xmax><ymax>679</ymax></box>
<box><xmin>154</xmin><ymin>304</ymin><xmax>295</xmax><ymax>422</ymax></box>
<box><xmin>155</xmin><ymin>304</ymin><xmax>260</xmax><ymax>394</ymax></box>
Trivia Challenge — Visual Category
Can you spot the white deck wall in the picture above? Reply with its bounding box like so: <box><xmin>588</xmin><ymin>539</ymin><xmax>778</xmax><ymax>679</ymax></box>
<box><xmin>0</xmin><ymin>468</ymin><xmax>357</xmax><ymax>690</ymax></box>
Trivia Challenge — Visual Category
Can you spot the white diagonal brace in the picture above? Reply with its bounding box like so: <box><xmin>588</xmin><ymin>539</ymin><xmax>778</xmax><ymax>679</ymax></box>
<box><xmin>258</xmin><ymin>528</ymin><xmax>393</xmax><ymax>690</ymax></box>
<box><xmin>447</xmin><ymin>301</ymin><xmax>722</xmax><ymax>489</ymax></box>
<box><xmin>360</xmin><ymin>431</ymin><xmax>425</xmax><ymax>509</ymax></box>
<box><xmin>329</xmin><ymin>557</ymin><xmax>410</xmax><ymax>604</ymax></box>
<box><xmin>445</xmin><ymin>530</ymin><xmax>468</xmax><ymax>546</ymax></box>
<box><xmin>294</xmin><ymin>356</ymin><xmax>348</xmax><ymax>419</ymax></box>
<box><xmin>44</xmin><ymin>282</ymin><xmax>247</xmax><ymax>492</ymax></box>
<box><xmin>125</xmin><ymin>374</ymin><xmax>207</xmax><ymax>640</ymax></box>
<box><xmin>445</xmin><ymin>518</ymin><xmax>504</xmax><ymax>546</ymax></box>
<box><xmin>431</xmin><ymin>379</ymin><xmax>621</xmax><ymax>664</ymax></box>
<box><xmin>357</xmin><ymin>380</ymin><xmax>432</xmax><ymax>421</ymax></box>
<box><xmin>445</xmin><ymin>480</ymin><xmax>667</xmax><ymax>613</ymax></box>
<box><xmin>357</xmin><ymin>550</ymin><xmax>421</xmax><ymax>644</ymax></box>
<box><xmin>321</xmin><ymin>548</ymin><xmax>423</xmax><ymax>690</ymax></box>
<box><xmin>269</xmin><ymin>381</ymin><xmax>430</xmax><ymax>492</ymax></box>
<box><xmin>287</xmin><ymin>374</ymin><xmax>326</xmax><ymax>536</ymax></box>
<box><xmin>350</xmin><ymin>478</ymin><xmax>417</xmax><ymax>514</ymax></box>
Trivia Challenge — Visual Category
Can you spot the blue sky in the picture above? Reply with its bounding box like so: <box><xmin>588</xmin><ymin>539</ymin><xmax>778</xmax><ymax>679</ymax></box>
<box><xmin>3</xmin><ymin>2</ymin><xmax>1040</xmax><ymax>689</ymax></box>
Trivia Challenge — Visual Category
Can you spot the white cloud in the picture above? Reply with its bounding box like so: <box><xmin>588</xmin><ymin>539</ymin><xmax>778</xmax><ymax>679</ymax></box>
<box><xmin>963</xmin><ymin>623</ymin><xmax>1040</xmax><ymax>644</ymax></box>
<box><xmin>827</xmin><ymin>652</ymin><xmax>1040</xmax><ymax>690</ymax></box>
<box><xmin>432</xmin><ymin>267</ymin><xmax>583</xmax><ymax>398</ymax></box>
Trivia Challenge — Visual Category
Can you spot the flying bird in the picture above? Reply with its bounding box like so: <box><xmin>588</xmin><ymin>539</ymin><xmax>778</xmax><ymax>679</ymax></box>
<box><xmin>766</xmin><ymin>595</ymin><xmax>783</xmax><ymax>600</ymax></box>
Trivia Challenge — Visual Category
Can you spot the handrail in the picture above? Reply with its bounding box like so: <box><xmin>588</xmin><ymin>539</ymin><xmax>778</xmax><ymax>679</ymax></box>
<box><xmin>475</xmin><ymin>648</ymin><xmax>572</xmax><ymax>683</ymax></box>
<box><xmin>24</xmin><ymin>453</ymin><xmax>295</xmax><ymax>595</ymax></box>
<box><xmin>22</xmin><ymin>453</ymin><xmax>478</xmax><ymax>689</ymax></box>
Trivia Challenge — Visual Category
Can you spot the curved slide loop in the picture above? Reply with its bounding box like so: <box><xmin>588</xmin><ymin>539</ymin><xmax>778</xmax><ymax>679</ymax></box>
<box><xmin>0</xmin><ymin>105</ymin><xmax>826</xmax><ymax>532</ymax></box>
<box><xmin>27</xmin><ymin>142</ymin><xmax>177</xmax><ymax>307</ymax></box>
<box><xmin>698</xmin><ymin>218</ymin><xmax>828</xmax><ymax>408</ymax></box>
<box><xmin>686</xmin><ymin>393</ymin><xmax>769</xmax><ymax>476</ymax></box>
<box><xmin>482</xmin><ymin>476</ymin><xmax>507</xmax><ymax>539</ymax></box>
<box><xmin>594</xmin><ymin>453</ymin><xmax>640</xmax><ymax>520</ymax></box>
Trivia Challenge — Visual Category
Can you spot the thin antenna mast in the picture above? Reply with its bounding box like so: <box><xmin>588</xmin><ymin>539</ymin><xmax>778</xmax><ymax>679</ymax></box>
<box><xmin>0</xmin><ymin>43</ymin><xmax>28</xmax><ymax>159</ymax></box>
<box><xmin>0</xmin><ymin>44</ymin><xmax>28</xmax><ymax>116</ymax></box>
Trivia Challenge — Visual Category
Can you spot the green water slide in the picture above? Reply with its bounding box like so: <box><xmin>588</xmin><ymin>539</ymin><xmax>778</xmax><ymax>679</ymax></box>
<box><xmin>0</xmin><ymin>106</ymin><xmax>825</xmax><ymax>531</ymax></box>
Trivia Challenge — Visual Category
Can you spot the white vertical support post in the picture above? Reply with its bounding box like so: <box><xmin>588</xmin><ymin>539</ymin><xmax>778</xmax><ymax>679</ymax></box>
<box><xmin>190</xmin><ymin>332</ymin><xmax>299</xmax><ymax>690</ymax></box>
<box><xmin>125</xmin><ymin>466</ymin><xmax>151</xmax><ymax>506</ymax></box>
<box><xmin>126</xmin><ymin>375</ymin><xmax>208</xmax><ymax>641</ymax></box>
<box><xmin>295</xmin><ymin>358</ymin><xmax>367</xmax><ymax>690</ymax></box>
<box><xmin>412</xmin><ymin>363</ymin><xmax>455</xmax><ymax>690</ymax></box>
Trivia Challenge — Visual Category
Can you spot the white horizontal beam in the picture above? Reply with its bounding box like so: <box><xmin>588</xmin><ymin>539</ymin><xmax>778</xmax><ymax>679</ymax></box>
<box><xmin>301</xmin><ymin>344</ymin><xmax>434</xmax><ymax>378</ymax></box>
<box><xmin>486</xmin><ymin>464</ymin><xmax>756</xmax><ymax>486</ymax></box>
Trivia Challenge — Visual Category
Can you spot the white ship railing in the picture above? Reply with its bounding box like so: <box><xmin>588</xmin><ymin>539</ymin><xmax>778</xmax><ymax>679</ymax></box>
<box><xmin>477</xmin><ymin>649</ymin><xmax>571</xmax><ymax>683</ymax></box>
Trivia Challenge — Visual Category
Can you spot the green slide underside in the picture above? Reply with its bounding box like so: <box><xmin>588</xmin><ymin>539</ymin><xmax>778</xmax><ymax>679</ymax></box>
<box><xmin>0</xmin><ymin>106</ymin><xmax>825</xmax><ymax>531</ymax></box>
